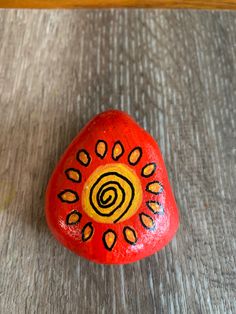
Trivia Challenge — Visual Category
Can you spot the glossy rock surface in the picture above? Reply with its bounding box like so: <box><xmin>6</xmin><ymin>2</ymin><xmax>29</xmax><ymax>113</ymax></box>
<box><xmin>45</xmin><ymin>110</ymin><xmax>179</xmax><ymax>264</ymax></box>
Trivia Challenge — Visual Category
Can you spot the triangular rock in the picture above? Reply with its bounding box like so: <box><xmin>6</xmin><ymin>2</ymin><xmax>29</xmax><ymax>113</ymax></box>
<box><xmin>46</xmin><ymin>110</ymin><xmax>179</xmax><ymax>264</ymax></box>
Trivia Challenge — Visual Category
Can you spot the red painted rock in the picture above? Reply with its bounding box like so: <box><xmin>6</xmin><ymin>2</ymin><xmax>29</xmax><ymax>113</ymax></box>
<box><xmin>45</xmin><ymin>110</ymin><xmax>179</xmax><ymax>264</ymax></box>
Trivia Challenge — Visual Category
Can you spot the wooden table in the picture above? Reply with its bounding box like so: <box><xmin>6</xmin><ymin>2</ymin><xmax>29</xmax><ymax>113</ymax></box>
<box><xmin>1</xmin><ymin>0</ymin><xmax>236</xmax><ymax>9</ymax></box>
<box><xmin>0</xmin><ymin>9</ymin><xmax>235</xmax><ymax>313</ymax></box>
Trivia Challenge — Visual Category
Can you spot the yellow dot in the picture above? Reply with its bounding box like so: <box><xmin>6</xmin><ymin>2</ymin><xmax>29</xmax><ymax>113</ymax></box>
<box><xmin>112</xmin><ymin>142</ymin><xmax>124</xmax><ymax>160</ymax></box>
<box><xmin>146</xmin><ymin>181</ymin><xmax>163</xmax><ymax>195</ymax></box>
<box><xmin>82</xmin><ymin>223</ymin><xmax>94</xmax><ymax>241</ymax></box>
<box><xmin>107</xmin><ymin>236</ymin><xmax>114</xmax><ymax>244</ymax></box>
<box><xmin>58</xmin><ymin>190</ymin><xmax>79</xmax><ymax>203</ymax></box>
<box><xmin>66</xmin><ymin>211</ymin><xmax>81</xmax><ymax>225</ymax></box>
<box><xmin>128</xmin><ymin>147</ymin><xmax>142</xmax><ymax>165</ymax></box>
<box><xmin>96</xmin><ymin>140</ymin><xmax>107</xmax><ymax>158</ymax></box>
<box><xmin>77</xmin><ymin>150</ymin><xmax>91</xmax><ymax>166</ymax></box>
<box><xmin>147</xmin><ymin>201</ymin><xmax>164</xmax><ymax>214</ymax></box>
<box><xmin>142</xmin><ymin>163</ymin><xmax>156</xmax><ymax>177</ymax></box>
<box><xmin>68</xmin><ymin>213</ymin><xmax>78</xmax><ymax>223</ymax></box>
<box><xmin>140</xmin><ymin>213</ymin><xmax>155</xmax><ymax>230</ymax></box>
<box><xmin>123</xmin><ymin>227</ymin><xmax>137</xmax><ymax>245</ymax></box>
<box><xmin>103</xmin><ymin>230</ymin><xmax>117</xmax><ymax>250</ymax></box>
<box><xmin>66</xmin><ymin>169</ymin><xmax>81</xmax><ymax>182</ymax></box>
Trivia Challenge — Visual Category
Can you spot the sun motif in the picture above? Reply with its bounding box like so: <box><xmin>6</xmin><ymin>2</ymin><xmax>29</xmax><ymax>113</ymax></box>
<box><xmin>57</xmin><ymin>140</ymin><xmax>164</xmax><ymax>251</ymax></box>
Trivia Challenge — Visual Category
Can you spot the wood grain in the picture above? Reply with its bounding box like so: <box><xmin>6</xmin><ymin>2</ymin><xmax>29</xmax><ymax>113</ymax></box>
<box><xmin>0</xmin><ymin>9</ymin><xmax>235</xmax><ymax>314</ymax></box>
<box><xmin>1</xmin><ymin>0</ymin><xmax>236</xmax><ymax>9</ymax></box>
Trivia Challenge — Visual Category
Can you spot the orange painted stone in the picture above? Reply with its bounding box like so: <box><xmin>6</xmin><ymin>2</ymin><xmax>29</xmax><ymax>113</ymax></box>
<box><xmin>45</xmin><ymin>110</ymin><xmax>179</xmax><ymax>264</ymax></box>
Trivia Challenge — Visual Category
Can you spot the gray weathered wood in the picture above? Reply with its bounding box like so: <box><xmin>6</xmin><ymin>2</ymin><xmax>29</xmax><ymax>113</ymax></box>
<box><xmin>0</xmin><ymin>9</ymin><xmax>235</xmax><ymax>314</ymax></box>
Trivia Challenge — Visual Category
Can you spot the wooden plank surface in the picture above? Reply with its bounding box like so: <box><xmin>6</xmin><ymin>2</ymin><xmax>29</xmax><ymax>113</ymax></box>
<box><xmin>0</xmin><ymin>9</ymin><xmax>235</xmax><ymax>314</ymax></box>
<box><xmin>1</xmin><ymin>0</ymin><xmax>236</xmax><ymax>9</ymax></box>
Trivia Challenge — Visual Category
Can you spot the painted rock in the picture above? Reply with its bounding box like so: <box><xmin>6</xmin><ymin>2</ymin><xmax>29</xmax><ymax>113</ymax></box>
<box><xmin>45</xmin><ymin>110</ymin><xmax>179</xmax><ymax>264</ymax></box>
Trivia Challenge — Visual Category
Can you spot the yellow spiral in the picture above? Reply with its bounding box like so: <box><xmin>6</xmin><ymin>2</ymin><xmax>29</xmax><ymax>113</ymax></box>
<box><xmin>82</xmin><ymin>164</ymin><xmax>142</xmax><ymax>223</ymax></box>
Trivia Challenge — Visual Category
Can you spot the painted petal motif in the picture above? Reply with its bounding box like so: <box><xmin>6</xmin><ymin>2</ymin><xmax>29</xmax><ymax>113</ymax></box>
<box><xmin>96</xmin><ymin>140</ymin><xmax>107</xmax><ymax>159</ymax></box>
<box><xmin>141</xmin><ymin>163</ymin><xmax>156</xmax><ymax>177</ymax></box>
<box><xmin>139</xmin><ymin>213</ymin><xmax>155</xmax><ymax>230</ymax></box>
<box><xmin>123</xmin><ymin>227</ymin><xmax>137</xmax><ymax>245</ymax></box>
<box><xmin>146</xmin><ymin>181</ymin><xmax>163</xmax><ymax>195</ymax></box>
<box><xmin>65</xmin><ymin>168</ymin><xmax>81</xmax><ymax>182</ymax></box>
<box><xmin>146</xmin><ymin>201</ymin><xmax>164</xmax><ymax>214</ymax></box>
<box><xmin>112</xmin><ymin>141</ymin><xmax>124</xmax><ymax>160</ymax></box>
<box><xmin>77</xmin><ymin>149</ymin><xmax>91</xmax><ymax>166</ymax></box>
<box><xmin>103</xmin><ymin>230</ymin><xmax>117</xmax><ymax>251</ymax></box>
<box><xmin>66</xmin><ymin>210</ymin><xmax>82</xmax><ymax>225</ymax></box>
<box><xmin>58</xmin><ymin>190</ymin><xmax>79</xmax><ymax>203</ymax></box>
<box><xmin>82</xmin><ymin>223</ymin><xmax>94</xmax><ymax>242</ymax></box>
<box><xmin>128</xmin><ymin>147</ymin><xmax>142</xmax><ymax>165</ymax></box>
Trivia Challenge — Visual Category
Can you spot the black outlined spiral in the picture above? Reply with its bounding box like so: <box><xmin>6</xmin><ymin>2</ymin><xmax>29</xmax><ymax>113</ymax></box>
<box><xmin>89</xmin><ymin>172</ymin><xmax>135</xmax><ymax>223</ymax></box>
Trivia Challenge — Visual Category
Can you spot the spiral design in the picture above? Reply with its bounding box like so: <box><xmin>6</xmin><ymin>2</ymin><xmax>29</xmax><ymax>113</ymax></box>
<box><xmin>90</xmin><ymin>172</ymin><xmax>134</xmax><ymax>221</ymax></box>
<box><xmin>82</xmin><ymin>164</ymin><xmax>142</xmax><ymax>223</ymax></box>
